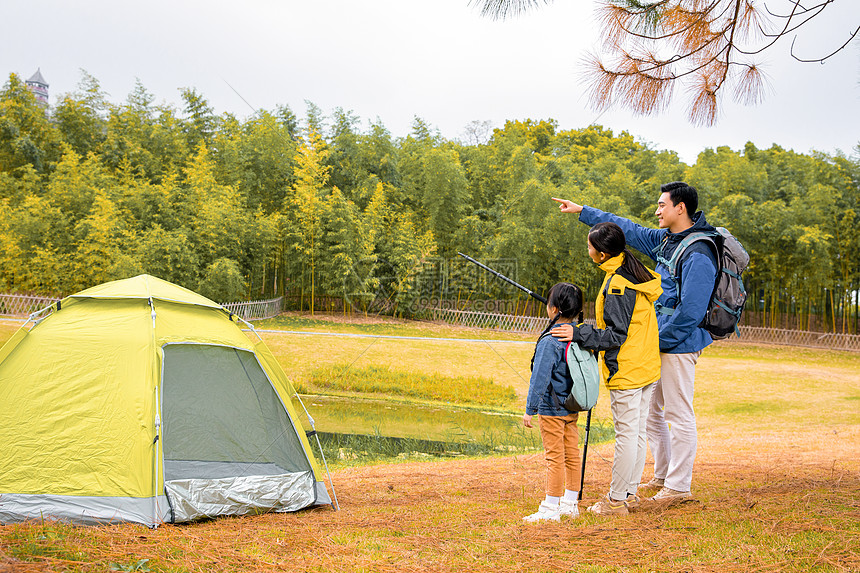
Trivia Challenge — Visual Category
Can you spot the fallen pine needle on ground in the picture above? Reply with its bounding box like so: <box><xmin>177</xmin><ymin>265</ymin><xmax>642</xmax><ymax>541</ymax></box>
<box><xmin>1</xmin><ymin>427</ymin><xmax>858</xmax><ymax>573</ymax></box>
<box><xmin>0</xmin><ymin>330</ymin><xmax>858</xmax><ymax>573</ymax></box>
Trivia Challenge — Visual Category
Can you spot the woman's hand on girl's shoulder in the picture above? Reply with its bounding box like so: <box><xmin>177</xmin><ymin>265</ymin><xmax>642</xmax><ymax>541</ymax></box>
<box><xmin>551</xmin><ymin>323</ymin><xmax>574</xmax><ymax>342</ymax></box>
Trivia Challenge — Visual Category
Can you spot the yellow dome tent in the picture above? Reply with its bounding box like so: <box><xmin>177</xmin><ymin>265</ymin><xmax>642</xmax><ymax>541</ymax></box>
<box><xmin>0</xmin><ymin>275</ymin><xmax>333</xmax><ymax>526</ymax></box>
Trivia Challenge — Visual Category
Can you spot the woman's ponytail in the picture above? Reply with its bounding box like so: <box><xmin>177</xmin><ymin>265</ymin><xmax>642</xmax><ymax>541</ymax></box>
<box><xmin>620</xmin><ymin>247</ymin><xmax>655</xmax><ymax>284</ymax></box>
<box><xmin>589</xmin><ymin>223</ymin><xmax>654</xmax><ymax>284</ymax></box>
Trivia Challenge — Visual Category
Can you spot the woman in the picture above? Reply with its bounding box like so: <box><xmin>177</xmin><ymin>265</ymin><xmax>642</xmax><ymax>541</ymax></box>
<box><xmin>553</xmin><ymin>222</ymin><xmax>662</xmax><ymax>515</ymax></box>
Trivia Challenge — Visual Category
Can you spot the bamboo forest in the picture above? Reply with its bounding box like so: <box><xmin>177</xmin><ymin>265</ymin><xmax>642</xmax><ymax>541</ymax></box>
<box><xmin>1</xmin><ymin>72</ymin><xmax>858</xmax><ymax>333</ymax></box>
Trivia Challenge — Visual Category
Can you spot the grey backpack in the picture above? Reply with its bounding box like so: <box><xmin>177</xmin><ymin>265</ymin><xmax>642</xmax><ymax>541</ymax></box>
<box><xmin>655</xmin><ymin>227</ymin><xmax>750</xmax><ymax>339</ymax></box>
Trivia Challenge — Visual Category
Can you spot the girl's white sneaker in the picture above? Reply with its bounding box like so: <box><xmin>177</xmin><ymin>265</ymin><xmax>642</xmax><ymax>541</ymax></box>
<box><xmin>559</xmin><ymin>499</ymin><xmax>579</xmax><ymax>517</ymax></box>
<box><xmin>523</xmin><ymin>501</ymin><xmax>562</xmax><ymax>522</ymax></box>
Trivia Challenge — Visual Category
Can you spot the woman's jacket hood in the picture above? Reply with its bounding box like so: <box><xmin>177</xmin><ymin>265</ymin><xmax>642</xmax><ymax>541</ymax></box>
<box><xmin>598</xmin><ymin>254</ymin><xmax>663</xmax><ymax>304</ymax></box>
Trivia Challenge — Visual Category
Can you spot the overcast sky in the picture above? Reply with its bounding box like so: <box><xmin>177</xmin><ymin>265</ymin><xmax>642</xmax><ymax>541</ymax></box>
<box><xmin>4</xmin><ymin>0</ymin><xmax>859</xmax><ymax>164</ymax></box>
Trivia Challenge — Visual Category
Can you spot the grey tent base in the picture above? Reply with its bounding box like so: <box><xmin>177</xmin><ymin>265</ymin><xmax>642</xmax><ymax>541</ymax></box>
<box><xmin>1</xmin><ymin>477</ymin><xmax>332</xmax><ymax>526</ymax></box>
<box><xmin>164</xmin><ymin>470</ymin><xmax>327</xmax><ymax>522</ymax></box>
<box><xmin>0</xmin><ymin>493</ymin><xmax>172</xmax><ymax>526</ymax></box>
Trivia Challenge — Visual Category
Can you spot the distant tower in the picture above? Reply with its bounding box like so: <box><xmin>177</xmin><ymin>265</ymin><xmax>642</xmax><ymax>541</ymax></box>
<box><xmin>26</xmin><ymin>68</ymin><xmax>49</xmax><ymax>106</ymax></box>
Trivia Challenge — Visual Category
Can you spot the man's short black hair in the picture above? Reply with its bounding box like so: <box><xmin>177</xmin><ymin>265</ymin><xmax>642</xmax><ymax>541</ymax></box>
<box><xmin>661</xmin><ymin>181</ymin><xmax>698</xmax><ymax>215</ymax></box>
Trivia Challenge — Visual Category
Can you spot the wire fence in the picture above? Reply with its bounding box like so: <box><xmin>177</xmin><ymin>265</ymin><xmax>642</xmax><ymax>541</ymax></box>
<box><xmin>2</xmin><ymin>292</ymin><xmax>858</xmax><ymax>351</ymax></box>
<box><xmin>221</xmin><ymin>297</ymin><xmax>284</xmax><ymax>321</ymax></box>
<box><xmin>0</xmin><ymin>294</ymin><xmax>61</xmax><ymax>317</ymax></box>
<box><xmin>0</xmin><ymin>293</ymin><xmax>284</xmax><ymax>322</ymax></box>
<box><xmin>427</xmin><ymin>308</ymin><xmax>860</xmax><ymax>352</ymax></box>
<box><xmin>427</xmin><ymin>307</ymin><xmax>596</xmax><ymax>332</ymax></box>
<box><xmin>726</xmin><ymin>326</ymin><xmax>860</xmax><ymax>352</ymax></box>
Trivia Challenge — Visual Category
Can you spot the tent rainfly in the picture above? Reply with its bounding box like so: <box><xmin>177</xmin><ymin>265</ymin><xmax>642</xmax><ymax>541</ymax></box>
<box><xmin>0</xmin><ymin>275</ymin><xmax>334</xmax><ymax>526</ymax></box>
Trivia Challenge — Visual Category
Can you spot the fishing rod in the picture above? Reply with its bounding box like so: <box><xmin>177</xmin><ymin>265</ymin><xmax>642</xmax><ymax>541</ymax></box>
<box><xmin>459</xmin><ymin>251</ymin><xmax>596</xmax><ymax>500</ymax></box>
<box><xmin>456</xmin><ymin>252</ymin><xmax>547</xmax><ymax>304</ymax></box>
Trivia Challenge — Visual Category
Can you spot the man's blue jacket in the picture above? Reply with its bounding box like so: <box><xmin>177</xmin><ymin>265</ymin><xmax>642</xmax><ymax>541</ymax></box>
<box><xmin>579</xmin><ymin>206</ymin><xmax>718</xmax><ymax>354</ymax></box>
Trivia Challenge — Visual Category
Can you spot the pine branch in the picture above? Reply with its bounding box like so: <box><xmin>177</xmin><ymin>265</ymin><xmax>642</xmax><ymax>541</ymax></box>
<box><xmin>469</xmin><ymin>0</ymin><xmax>553</xmax><ymax>20</ymax></box>
<box><xmin>479</xmin><ymin>0</ymin><xmax>858</xmax><ymax>124</ymax></box>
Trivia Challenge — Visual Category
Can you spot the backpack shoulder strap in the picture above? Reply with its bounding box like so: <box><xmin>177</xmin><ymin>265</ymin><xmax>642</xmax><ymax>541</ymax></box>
<box><xmin>664</xmin><ymin>231</ymin><xmax>718</xmax><ymax>277</ymax></box>
<box><xmin>652</xmin><ymin>231</ymin><xmax>719</xmax><ymax>316</ymax></box>
<box><xmin>530</xmin><ymin>332</ymin><xmax>551</xmax><ymax>372</ymax></box>
<box><xmin>536</xmin><ymin>332</ymin><xmax>553</xmax><ymax>346</ymax></box>
<box><xmin>651</xmin><ymin>235</ymin><xmax>670</xmax><ymax>268</ymax></box>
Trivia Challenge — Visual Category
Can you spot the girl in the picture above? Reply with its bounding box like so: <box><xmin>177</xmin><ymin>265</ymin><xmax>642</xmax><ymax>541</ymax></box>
<box><xmin>522</xmin><ymin>282</ymin><xmax>585</xmax><ymax>522</ymax></box>
<box><xmin>553</xmin><ymin>221</ymin><xmax>662</xmax><ymax>516</ymax></box>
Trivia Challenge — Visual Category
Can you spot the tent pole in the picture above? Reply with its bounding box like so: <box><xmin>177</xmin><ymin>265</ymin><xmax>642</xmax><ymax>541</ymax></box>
<box><xmin>229</xmin><ymin>310</ymin><xmax>264</xmax><ymax>342</ymax></box>
<box><xmin>231</xmin><ymin>306</ymin><xmax>339</xmax><ymax>510</ymax></box>
<box><xmin>293</xmin><ymin>392</ymin><xmax>340</xmax><ymax>511</ymax></box>
<box><xmin>313</xmin><ymin>432</ymin><xmax>340</xmax><ymax>511</ymax></box>
<box><xmin>149</xmin><ymin>296</ymin><xmax>162</xmax><ymax>528</ymax></box>
<box><xmin>153</xmin><ymin>385</ymin><xmax>162</xmax><ymax>527</ymax></box>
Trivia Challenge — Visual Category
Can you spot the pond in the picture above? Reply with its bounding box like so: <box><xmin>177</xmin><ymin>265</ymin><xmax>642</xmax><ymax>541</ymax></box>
<box><xmin>291</xmin><ymin>395</ymin><xmax>613</xmax><ymax>462</ymax></box>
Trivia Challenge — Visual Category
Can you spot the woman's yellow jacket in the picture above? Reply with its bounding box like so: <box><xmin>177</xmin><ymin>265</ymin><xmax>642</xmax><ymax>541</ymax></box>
<box><xmin>571</xmin><ymin>253</ymin><xmax>662</xmax><ymax>390</ymax></box>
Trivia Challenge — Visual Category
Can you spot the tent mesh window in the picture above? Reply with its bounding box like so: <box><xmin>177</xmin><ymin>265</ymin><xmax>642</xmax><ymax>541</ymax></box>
<box><xmin>161</xmin><ymin>344</ymin><xmax>311</xmax><ymax>481</ymax></box>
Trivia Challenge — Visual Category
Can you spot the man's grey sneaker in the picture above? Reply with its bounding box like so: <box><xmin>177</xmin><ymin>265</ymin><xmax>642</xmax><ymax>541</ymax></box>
<box><xmin>639</xmin><ymin>477</ymin><xmax>665</xmax><ymax>491</ymax></box>
<box><xmin>587</xmin><ymin>495</ymin><xmax>629</xmax><ymax>516</ymax></box>
<box><xmin>523</xmin><ymin>501</ymin><xmax>562</xmax><ymax>523</ymax></box>
<box><xmin>559</xmin><ymin>499</ymin><xmax>579</xmax><ymax>518</ymax></box>
<box><xmin>648</xmin><ymin>487</ymin><xmax>693</xmax><ymax>507</ymax></box>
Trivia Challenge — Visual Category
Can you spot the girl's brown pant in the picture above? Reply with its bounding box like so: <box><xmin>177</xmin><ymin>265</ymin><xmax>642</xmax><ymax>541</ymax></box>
<box><xmin>538</xmin><ymin>413</ymin><xmax>581</xmax><ymax>497</ymax></box>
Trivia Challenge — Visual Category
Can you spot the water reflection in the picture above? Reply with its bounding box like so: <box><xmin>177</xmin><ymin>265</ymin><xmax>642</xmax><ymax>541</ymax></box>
<box><xmin>300</xmin><ymin>395</ymin><xmax>524</xmax><ymax>442</ymax></box>
<box><xmin>293</xmin><ymin>395</ymin><xmax>612</xmax><ymax>458</ymax></box>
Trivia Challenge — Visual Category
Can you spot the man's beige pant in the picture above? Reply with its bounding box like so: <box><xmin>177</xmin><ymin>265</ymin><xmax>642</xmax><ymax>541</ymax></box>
<box><xmin>609</xmin><ymin>383</ymin><xmax>654</xmax><ymax>500</ymax></box>
<box><xmin>647</xmin><ymin>351</ymin><xmax>702</xmax><ymax>492</ymax></box>
<box><xmin>538</xmin><ymin>412</ymin><xmax>581</xmax><ymax>497</ymax></box>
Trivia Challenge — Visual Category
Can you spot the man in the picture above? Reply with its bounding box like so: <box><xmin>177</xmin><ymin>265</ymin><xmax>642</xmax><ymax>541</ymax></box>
<box><xmin>552</xmin><ymin>182</ymin><xmax>717</xmax><ymax>505</ymax></box>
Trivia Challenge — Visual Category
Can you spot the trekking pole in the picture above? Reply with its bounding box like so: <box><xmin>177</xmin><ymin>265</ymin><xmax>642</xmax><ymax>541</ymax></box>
<box><xmin>579</xmin><ymin>408</ymin><xmax>592</xmax><ymax>501</ymax></box>
<box><xmin>456</xmin><ymin>253</ymin><xmax>547</xmax><ymax>304</ymax></box>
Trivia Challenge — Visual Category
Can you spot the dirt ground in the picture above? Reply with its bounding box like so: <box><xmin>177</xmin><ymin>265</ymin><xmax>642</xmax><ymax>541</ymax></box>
<box><xmin>1</xmin><ymin>319</ymin><xmax>857</xmax><ymax>572</ymax></box>
<box><xmin>303</xmin><ymin>426</ymin><xmax>860</xmax><ymax>572</ymax></box>
<box><xmin>4</xmin><ymin>425</ymin><xmax>856</xmax><ymax>573</ymax></box>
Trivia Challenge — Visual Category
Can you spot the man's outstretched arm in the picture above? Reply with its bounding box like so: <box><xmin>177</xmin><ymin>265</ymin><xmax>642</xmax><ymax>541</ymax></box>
<box><xmin>551</xmin><ymin>197</ymin><xmax>663</xmax><ymax>259</ymax></box>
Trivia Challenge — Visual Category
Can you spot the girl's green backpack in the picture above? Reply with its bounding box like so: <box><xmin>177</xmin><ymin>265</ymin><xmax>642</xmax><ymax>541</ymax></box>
<box><xmin>534</xmin><ymin>333</ymin><xmax>600</xmax><ymax>413</ymax></box>
<box><xmin>563</xmin><ymin>341</ymin><xmax>600</xmax><ymax>412</ymax></box>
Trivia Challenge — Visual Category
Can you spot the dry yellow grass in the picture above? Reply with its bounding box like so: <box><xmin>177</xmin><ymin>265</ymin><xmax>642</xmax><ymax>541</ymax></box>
<box><xmin>1</xmin><ymin>315</ymin><xmax>858</xmax><ymax>572</ymax></box>
<box><xmin>1</xmin><ymin>431</ymin><xmax>857</xmax><ymax>572</ymax></box>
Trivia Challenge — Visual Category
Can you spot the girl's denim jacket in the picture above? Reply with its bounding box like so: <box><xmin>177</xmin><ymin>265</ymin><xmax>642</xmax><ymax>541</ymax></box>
<box><xmin>525</xmin><ymin>324</ymin><xmax>573</xmax><ymax>417</ymax></box>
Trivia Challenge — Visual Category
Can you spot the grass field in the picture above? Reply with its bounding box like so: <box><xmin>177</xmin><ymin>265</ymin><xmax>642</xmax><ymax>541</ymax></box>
<box><xmin>0</xmin><ymin>313</ymin><xmax>858</xmax><ymax>572</ymax></box>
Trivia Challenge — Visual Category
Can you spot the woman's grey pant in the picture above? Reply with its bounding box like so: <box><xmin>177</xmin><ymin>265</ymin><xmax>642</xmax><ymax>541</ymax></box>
<box><xmin>609</xmin><ymin>382</ymin><xmax>655</xmax><ymax>501</ymax></box>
